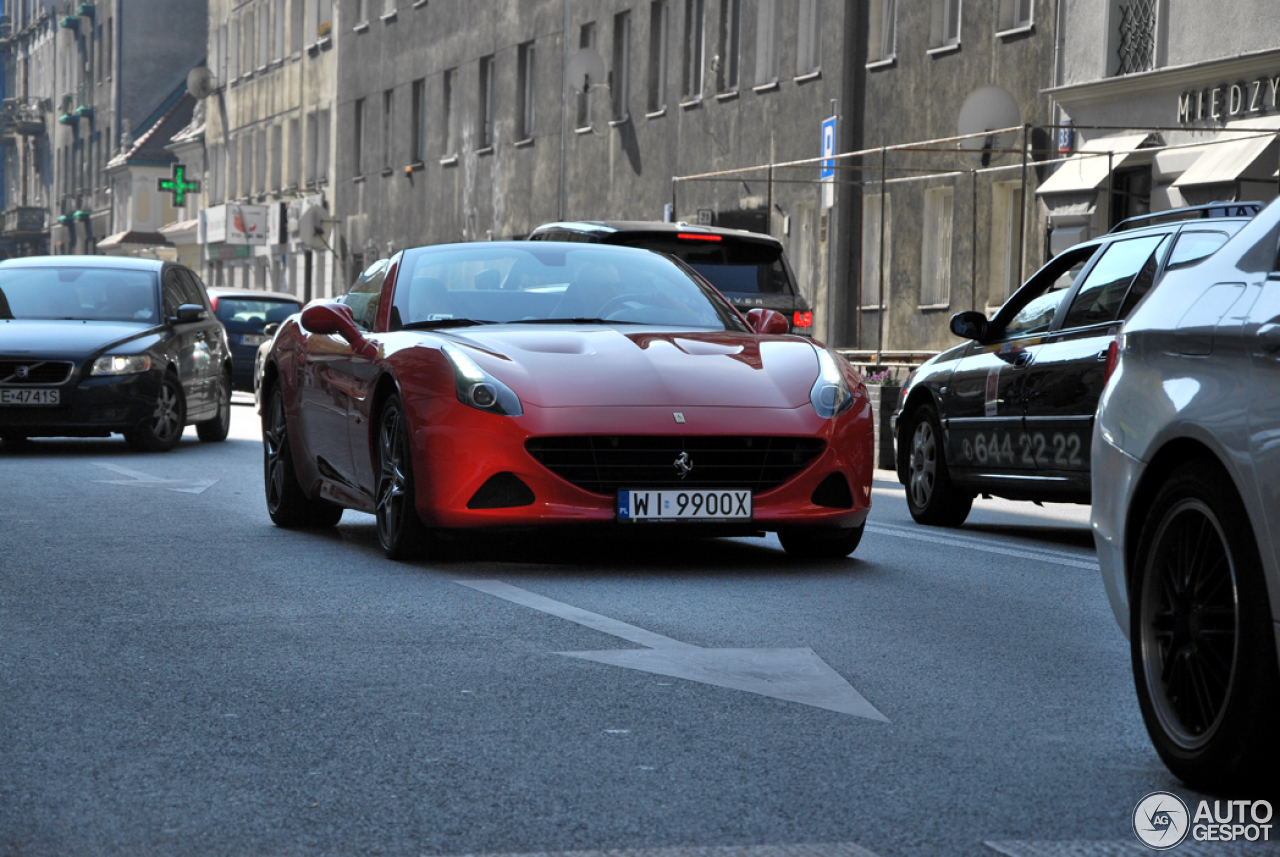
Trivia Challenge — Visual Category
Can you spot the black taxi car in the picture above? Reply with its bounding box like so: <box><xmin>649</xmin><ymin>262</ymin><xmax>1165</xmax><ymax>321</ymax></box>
<box><xmin>0</xmin><ymin>256</ymin><xmax>232</xmax><ymax>451</ymax></box>
<box><xmin>892</xmin><ymin>202</ymin><xmax>1260</xmax><ymax>525</ymax></box>
<box><xmin>527</xmin><ymin>220</ymin><xmax>815</xmax><ymax>335</ymax></box>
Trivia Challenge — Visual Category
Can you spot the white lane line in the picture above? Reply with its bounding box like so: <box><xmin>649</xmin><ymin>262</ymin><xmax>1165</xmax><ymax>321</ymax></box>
<box><xmin>455</xmin><ymin>580</ymin><xmax>888</xmax><ymax>720</ymax></box>
<box><xmin>92</xmin><ymin>462</ymin><xmax>219</xmax><ymax>495</ymax></box>
<box><xmin>421</xmin><ymin>843</ymin><xmax>886</xmax><ymax>857</ymax></box>
<box><xmin>865</xmin><ymin>522</ymin><xmax>1100</xmax><ymax>571</ymax></box>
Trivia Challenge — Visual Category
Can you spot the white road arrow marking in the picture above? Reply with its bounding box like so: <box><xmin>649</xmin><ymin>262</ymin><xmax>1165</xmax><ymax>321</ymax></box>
<box><xmin>93</xmin><ymin>462</ymin><xmax>219</xmax><ymax>495</ymax></box>
<box><xmin>456</xmin><ymin>579</ymin><xmax>888</xmax><ymax>721</ymax></box>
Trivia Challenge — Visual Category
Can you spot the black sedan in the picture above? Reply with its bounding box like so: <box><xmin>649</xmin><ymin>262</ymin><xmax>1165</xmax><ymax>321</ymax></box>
<box><xmin>892</xmin><ymin>203</ymin><xmax>1256</xmax><ymax>525</ymax></box>
<box><xmin>207</xmin><ymin>288</ymin><xmax>302</xmax><ymax>393</ymax></box>
<box><xmin>0</xmin><ymin>257</ymin><xmax>232</xmax><ymax>451</ymax></box>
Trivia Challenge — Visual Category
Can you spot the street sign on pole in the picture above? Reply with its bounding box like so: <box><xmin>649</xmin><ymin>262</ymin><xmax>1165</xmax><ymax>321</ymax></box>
<box><xmin>821</xmin><ymin>115</ymin><xmax>837</xmax><ymax>209</ymax></box>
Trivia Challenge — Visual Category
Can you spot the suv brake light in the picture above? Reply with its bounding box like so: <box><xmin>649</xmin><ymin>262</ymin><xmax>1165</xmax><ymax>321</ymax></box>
<box><xmin>677</xmin><ymin>233</ymin><xmax>721</xmax><ymax>241</ymax></box>
<box><xmin>793</xmin><ymin>311</ymin><xmax>812</xmax><ymax>328</ymax></box>
<box><xmin>1102</xmin><ymin>328</ymin><xmax>1123</xmax><ymax>385</ymax></box>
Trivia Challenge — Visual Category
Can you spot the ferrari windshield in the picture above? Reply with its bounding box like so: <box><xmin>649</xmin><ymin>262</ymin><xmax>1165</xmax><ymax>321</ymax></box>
<box><xmin>390</xmin><ymin>243</ymin><xmax>749</xmax><ymax>331</ymax></box>
<box><xmin>0</xmin><ymin>267</ymin><xmax>160</xmax><ymax>323</ymax></box>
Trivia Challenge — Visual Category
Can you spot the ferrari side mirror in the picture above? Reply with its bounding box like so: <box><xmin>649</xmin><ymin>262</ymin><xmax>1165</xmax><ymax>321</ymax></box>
<box><xmin>301</xmin><ymin>303</ymin><xmax>364</xmax><ymax>345</ymax></box>
<box><xmin>746</xmin><ymin>307</ymin><xmax>789</xmax><ymax>335</ymax></box>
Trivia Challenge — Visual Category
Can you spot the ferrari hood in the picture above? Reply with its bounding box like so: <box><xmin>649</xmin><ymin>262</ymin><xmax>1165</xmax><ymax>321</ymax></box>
<box><xmin>447</xmin><ymin>327</ymin><xmax>820</xmax><ymax>409</ymax></box>
<box><xmin>0</xmin><ymin>319</ymin><xmax>161</xmax><ymax>359</ymax></box>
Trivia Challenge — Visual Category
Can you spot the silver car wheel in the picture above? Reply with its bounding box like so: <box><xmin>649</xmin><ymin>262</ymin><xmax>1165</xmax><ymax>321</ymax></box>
<box><xmin>1139</xmin><ymin>498</ymin><xmax>1240</xmax><ymax>751</ymax></box>
<box><xmin>376</xmin><ymin>404</ymin><xmax>409</xmax><ymax>548</ymax></box>
<box><xmin>150</xmin><ymin>380</ymin><xmax>183</xmax><ymax>444</ymax></box>
<box><xmin>909</xmin><ymin>419</ymin><xmax>937</xmax><ymax>509</ymax></box>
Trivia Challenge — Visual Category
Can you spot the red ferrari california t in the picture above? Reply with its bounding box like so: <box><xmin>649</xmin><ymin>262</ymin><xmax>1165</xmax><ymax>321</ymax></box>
<box><xmin>259</xmin><ymin>242</ymin><xmax>872</xmax><ymax>559</ymax></box>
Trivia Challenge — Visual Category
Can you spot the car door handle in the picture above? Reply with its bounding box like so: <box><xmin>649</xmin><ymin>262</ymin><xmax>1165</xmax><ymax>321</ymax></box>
<box><xmin>1013</xmin><ymin>351</ymin><xmax>1032</xmax><ymax>367</ymax></box>
<box><xmin>1095</xmin><ymin>349</ymin><xmax>1109</xmax><ymax>361</ymax></box>
<box><xmin>1257</xmin><ymin>323</ymin><xmax>1280</xmax><ymax>353</ymax></box>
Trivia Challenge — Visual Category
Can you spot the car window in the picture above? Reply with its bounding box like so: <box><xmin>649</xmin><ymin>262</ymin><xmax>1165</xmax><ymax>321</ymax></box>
<box><xmin>997</xmin><ymin>245</ymin><xmax>1097</xmax><ymax>339</ymax></box>
<box><xmin>214</xmin><ymin>297</ymin><xmax>303</xmax><ymax>329</ymax></box>
<box><xmin>0</xmin><ymin>267</ymin><xmax>159</xmax><ymax>323</ymax></box>
<box><xmin>162</xmin><ymin>270</ymin><xmax>187</xmax><ymax>319</ymax></box>
<box><xmin>613</xmin><ymin>236</ymin><xmax>794</xmax><ymax>295</ymax></box>
<box><xmin>1165</xmin><ymin>230</ymin><xmax>1230</xmax><ymax>271</ymax></box>
<box><xmin>343</xmin><ymin>258</ymin><xmax>390</xmax><ymax>330</ymax></box>
<box><xmin>177</xmin><ymin>269</ymin><xmax>208</xmax><ymax>309</ymax></box>
<box><xmin>1061</xmin><ymin>234</ymin><xmax>1168</xmax><ymax>329</ymax></box>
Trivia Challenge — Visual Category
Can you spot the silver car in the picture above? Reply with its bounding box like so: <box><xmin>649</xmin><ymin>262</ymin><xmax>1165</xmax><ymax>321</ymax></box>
<box><xmin>1092</xmin><ymin>198</ymin><xmax>1280</xmax><ymax>791</ymax></box>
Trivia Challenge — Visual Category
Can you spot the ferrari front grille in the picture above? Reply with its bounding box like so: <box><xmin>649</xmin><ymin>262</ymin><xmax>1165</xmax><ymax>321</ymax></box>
<box><xmin>0</xmin><ymin>360</ymin><xmax>74</xmax><ymax>385</ymax></box>
<box><xmin>525</xmin><ymin>435</ymin><xmax>825</xmax><ymax>496</ymax></box>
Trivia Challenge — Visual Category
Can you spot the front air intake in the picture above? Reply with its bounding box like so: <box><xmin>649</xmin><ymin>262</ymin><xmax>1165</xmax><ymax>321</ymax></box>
<box><xmin>467</xmin><ymin>472</ymin><xmax>536</xmax><ymax>509</ymax></box>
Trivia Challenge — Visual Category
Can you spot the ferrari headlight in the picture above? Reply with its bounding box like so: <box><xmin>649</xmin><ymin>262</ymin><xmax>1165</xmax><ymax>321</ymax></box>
<box><xmin>810</xmin><ymin>348</ymin><xmax>854</xmax><ymax>419</ymax></box>
<box><xmin>91</xmin><ymin>354</ymin><xmax>151</xmax><ymax>376</ymax></box>
<box><xmin>441</xmin><ymin>344</ymin><xmax>522</xmax><ymax>417</ymax></box>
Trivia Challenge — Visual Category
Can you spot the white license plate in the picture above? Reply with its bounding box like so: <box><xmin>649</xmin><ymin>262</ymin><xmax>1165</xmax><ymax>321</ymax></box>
<box><xmin>617</xmin><ymin>489</ymin><xmax>752</xmax><ymax>521</ymax></box>
<box><xmin>241</xmin><ymin>333</ymin><xmax>269</xmax><ymax>346</ymax></box>
<box><xmin>0</xmin><ymin>388</ymin><xmax>59</xmax><ymax>406</ymax></box>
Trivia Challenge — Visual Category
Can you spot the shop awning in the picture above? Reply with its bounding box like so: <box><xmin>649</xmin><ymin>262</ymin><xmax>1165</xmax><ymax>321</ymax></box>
<box><xmin>98</xmin><ymin>230</ymin><xmax>173</xmax><ymax>248</ymax></box>
<box><xmin>1172</xmin><ymin>115</ymin><xmax>1280</xmax><ymax>188</ymax></box>
<box><xmin>1036</xmin><ymin>133</ymin><xmax>1160</xmax><ymax>196</ymax></box>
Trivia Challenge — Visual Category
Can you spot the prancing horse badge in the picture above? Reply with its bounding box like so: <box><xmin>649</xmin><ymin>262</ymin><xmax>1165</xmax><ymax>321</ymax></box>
<box><xmin>673</xmin><ymin>412</ymin><xmax>686</xmax><ymax>424</ymax></box>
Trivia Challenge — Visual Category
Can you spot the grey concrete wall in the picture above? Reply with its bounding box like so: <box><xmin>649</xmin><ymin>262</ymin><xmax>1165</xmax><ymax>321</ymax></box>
<box><xmin>861</xmin><ymin>0</ymin><xmax>1057</xmax><ymax>352</ymax></box>
<box><xmin>334</xmin><ymin>0</ymin><xmax>859</xmax><ymax>342</ymax></box>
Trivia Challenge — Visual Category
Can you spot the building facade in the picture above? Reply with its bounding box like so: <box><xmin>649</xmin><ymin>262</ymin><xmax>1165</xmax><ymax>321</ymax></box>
<box><xmin>1042</xmin><ymin>0</ymin><xmax>1280</xmax><ymax>252</ymax></box>
<box><xmin>1</xmin><ymin>0</ymin><xmax>59</xmax><ymax>257</ymax></box>
<box><xmin>859</xmin><ymin>0</ymin><xmax>1059</xmax><ymax>352</ymax></box>
<box><xmin>197</xmin><ymin>0</ymin><xmax>340</xmax><ymax>301</ymax></box>
<box><xmin>332</xmin><ymin>0</ymin><xmax>863</xmax><ymax>343</ymax></box>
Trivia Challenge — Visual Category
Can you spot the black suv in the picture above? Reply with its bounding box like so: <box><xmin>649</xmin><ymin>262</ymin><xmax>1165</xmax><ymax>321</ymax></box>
<box><xmin>892</xmin><ymin>202</ymin><xmax>1261</xmax><ymax>525</ymax></box>
<box><xmin>528</xmin><ymin>221</ymin><xmax>814</xmax><ymax>335</ymax></box>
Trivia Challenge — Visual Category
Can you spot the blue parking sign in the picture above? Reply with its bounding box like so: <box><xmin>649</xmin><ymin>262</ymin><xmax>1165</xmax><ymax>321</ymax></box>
<box><xmin>821</xmin><ymin>116</ymin><xmax>837</xmax><ymax>179</ymax></box>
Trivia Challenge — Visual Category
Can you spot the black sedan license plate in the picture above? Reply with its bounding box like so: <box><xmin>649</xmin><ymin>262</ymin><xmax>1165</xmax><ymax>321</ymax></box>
<box><xmin>617</xmin><ymin>489</ymin><xmax>752</xmax><ymax>521</ymax></box>
<box><xmin>0</xmin><ymin>389</ymin><xmax>59</xmax><ymax>406</ymax></box>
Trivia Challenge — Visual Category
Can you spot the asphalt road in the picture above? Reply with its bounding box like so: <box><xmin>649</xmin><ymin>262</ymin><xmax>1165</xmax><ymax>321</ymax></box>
<box><xmin>1</xmin><ymin>402</ymin><xmax>1272</xmax><ymax>857</ymax></box>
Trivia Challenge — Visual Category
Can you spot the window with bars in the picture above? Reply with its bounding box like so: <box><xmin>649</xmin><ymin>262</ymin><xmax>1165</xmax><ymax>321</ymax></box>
<box><xmin>868</xmin><ymin>0</ymin><xmax>896</xmax><ymax>64</ymax></box>
<box><xmin>647</xmin><ymin>0</ymin><xmax>668</xmax><ymax>112</ymax></box>
<box><xmin>920</xmin><ymin>187</ymin><xmax>954</xmax><ymax>307</ymax></box>
<box><xmin>861</xmin><ymin>193</ymin><xmax>892</xmax><ymax>309</ymax></box>
<box><xmin>1114</xmin><ymin>0</ymin><xmax>1157</xmax><ymax>75</ymax></box>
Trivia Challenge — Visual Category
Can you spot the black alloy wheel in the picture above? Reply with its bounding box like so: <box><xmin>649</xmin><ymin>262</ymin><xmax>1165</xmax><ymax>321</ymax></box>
<box><xmin>262</xmin><ymin>385</ymin><xmax>343</xmax><ymax>528</ymax></box>
<box><xmin>903</xmin><ymin>403</ymin><xmax>973</xmax><ymax>526</ymax></box>
<box><xmin>197</xmin><ymin>371</ymin><xmax>232</xmax><ymax>442</ymax></box>
<box><xmin>124</xmin><ymin>373</ymin><xmax>186</xmax><ymax>452</ymax></box>
<box><xmin>778</xmin><ymin>522</ymin><xmax>865</xmax><ymax>559</ymax></box>
<box><xmin>375</xmin><ymin>395</ymin><xmax>432</xmax><ymax>560</ymax></box>
<box><xmin>1132</xmin><ymin>460</ymin><xmax>1280</xmax><ymax>791</ymax></box>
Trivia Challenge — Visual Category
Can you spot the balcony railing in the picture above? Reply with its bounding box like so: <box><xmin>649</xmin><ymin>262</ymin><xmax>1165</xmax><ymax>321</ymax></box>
<box><xmin>1</xmin><ymin>98</ymin><xmax>48</xmax><ymax>137</ymax></box>
<box><xmin>1</xmin><ymin>207</ymin><xmax>49</xmax><ymax>238</ymax></box>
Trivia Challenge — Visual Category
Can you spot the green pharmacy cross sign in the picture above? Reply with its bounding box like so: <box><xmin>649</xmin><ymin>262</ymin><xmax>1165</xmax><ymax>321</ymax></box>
<box><xmin>158</xmin><ymin>164</ymin><xmax>200</xmax><ymax>207</ymax></box>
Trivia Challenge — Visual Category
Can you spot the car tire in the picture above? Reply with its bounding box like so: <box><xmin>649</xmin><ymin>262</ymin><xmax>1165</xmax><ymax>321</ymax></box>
<box><xmin>262</xmin><ymin>385</ymin><xmax>343</xmax><ymax>528</ymax></box>
<box><xmin>1131</xmin><ymin>460</ymin><xmax>1280</xmax><ymax>792</ymax></box>
<box><xmin>123</xmin><ymin>373</ymin><xmax>186</xmax><ymax>452</ymax></box>
<box><xmin>197</xmin><ymin>371</ymin><xmax>232</xmax><ymax>443</ymax></box>
<box><xmin>375</xmin><ymin>394</ymin><xmax>433</xmax><ymax>561</ymax></box>
<box><xmin>778</xmin><ymin>522</ymin><xmax>865</xmax><ymax>559</ymax></box>
<box><xmin>903</xmin><ymin>403</ymin><xmax>973</xmax><ymax>526</ymax></box>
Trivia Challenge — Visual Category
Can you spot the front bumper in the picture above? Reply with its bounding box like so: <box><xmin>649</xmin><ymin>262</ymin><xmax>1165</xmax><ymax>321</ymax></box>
<box><xmin>0</xmin><ymin>370</ymin><xmax>163</xmax><ymax>436</ymax></box>
<box><xmin>400</xmin><ymin>395</ymin><xmax>874</xmax><ymax>533</ymax></box>
<box><xmin>1091</xmin><ymin>422</ymin><xmax>1145</xmax><ymax>639</ymax></box>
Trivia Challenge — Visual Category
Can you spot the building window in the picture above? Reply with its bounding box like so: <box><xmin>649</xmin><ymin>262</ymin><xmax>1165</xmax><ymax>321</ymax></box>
<box><xmin>353</xmin><ymin>98</ymin><xmax>366</xmax><ymax>176</ymax></box>
<box><xmin>288</xmin><ymin>118</ymin><xmax>301</xmax><ymax>187</ymax></box>
<box><xmin>990</xmin><ymin>181</ymin><xmax>1024</xmax><ymax>302</ymax></box>
<box><xmin>357</xmin><ymin>0</ymin><xmax>368</xmax><ymax>25</ymax></box>
<box><xmin>270</xmin><ymin>126</ymin><xmax>283</xmax><ymax>190</ymax></box>
<box><xmin>411</xmin><ymin>78</ymin><xmax>426</xmax><ymax>161</ymax></box>
<box><xmin>229</xmin><ymin>18</ymin><xmax>240</xmax><ymax>78</ymax></box>
<box><xmin>929</xmin><ymin>0</ymin><xmax>961</xmax><ymax>50</ymax></box>
<box><xmin>868</xmin><ymin>0</ymin><xmax>896</xmax><ymax>63</ymax></box>
<box><xmin>516</xmin><ymin>44</ymin><xmax>535</xmax><ymax>139</ymax></box>
<box><xmin>1114</xmin><ymin>0</ymin><xmax>1158</xmax><ymax>75</ymax></box>
<box><xmin>795</xmin><ymin>0</ymin><xmax>819</xmax><ymax>76</ymax></box>
<box><xmin>717</xmin><ymin>0</ymin><xmax>740</xmax><ymax>92</ymax></box>
<box><xmin>478</xmin><ymin>55</ymin><xmax>495</xmax><ymax>148</ymax></box>
<box><xmin>241</xmin><ymin>138</ymin><xmax>252</xmax><ymax>197</ymax></box>
<box><xmin>105</xmin><ymin>18</ymin><xmax>113</xmax><ymax>78</ymax></box>
<box><xmin>681</xmin><ymin>0</ymin><xmax>704</xmax><ymax>101</ymax></box>
<box><xmin>259</xmin><ymin>2</ymin><xmax>270</xmax><ymax>69</ymax></box>
<box><xmin>382</xmin><ymin>89</ymin><xmax>393</xmax><ymax>169</ymax></box>
<box><xmin>921</xmin><ymin>187</ymin><xmax>954</xmax><ymax>307</ymax></box>
<box><xmin>383</xmin><ymin>0</ymin><xmax>396</xmax><ymax>17</ymax></box>
<box><xmin>612</xmin><ymin>12</ymin><xmax>631</xmax><ymax>121</ymax></box>
<box><xmin>576</xmin><ymin>23</ymin><xmax>597</xmax><ymax>129</ymax></box>
<box><xmin>754</xmin><ymin>0</ymin><xmax>777</xmax><ymax>86</ymax></box>
<box><xmin>997</xmin><ymin>0</ymin><xmax>1032</xmax><ymax>32</ymax></box>
<box><xmin>647</xmin><ymin>0</ymin><xmax>668</xmax><ymax>112</ymax></box>
<box><xmin>317</xmin><ymin>109</ymin><xmax>331</xmax><ymax>181</ymax></box>
<box><xmin>275</xmin><ymin>0</ymin><xmax>286</xmax><ymax>58</ymax></box>
<box><xmin>442</xmin><ymin>68</ymin><xmax>457</xmax><ymax>156</ymax></box>
<box><xmin>861</xmin><ymin>192</ymin><xmax>892</xmax><ymax>308</ymax></box>
<box><xmin>292</xmin><ymin>0</ymin><xmax>304</xmax><ymax>51</ymax></box>
<box><xmin>257</xmin><ymin>129</ymin><xmax>268</xmax><ymax>193</ymax></box>
<box><xmin>305</xmin><ymin>114</ymin><xmax>317</xmax><ymax>184</ymax></box>
<box><xmin>227</xmin><ymin>140</ymin><xmax>239</xmax><ymax>199</ymax></box>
